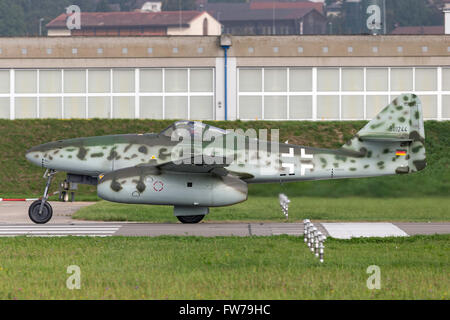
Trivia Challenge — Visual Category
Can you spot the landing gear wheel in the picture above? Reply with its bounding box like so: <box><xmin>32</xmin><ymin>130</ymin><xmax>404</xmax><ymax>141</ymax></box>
<box><xmin>28</xmin><ymin>200</ymin><xmax>53</xmax><ymax>224</ymax></box>
<box><xmin>177</xmin><ymin>215</ymin><xmax>205</xmax><ymax>224</ymax></box>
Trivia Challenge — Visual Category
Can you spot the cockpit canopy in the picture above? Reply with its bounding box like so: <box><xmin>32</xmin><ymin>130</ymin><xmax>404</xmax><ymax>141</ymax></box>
<box><xmin>160</xmin><ymin>121</ymin><xmax>227</xmax><ymax>140</ymax></box>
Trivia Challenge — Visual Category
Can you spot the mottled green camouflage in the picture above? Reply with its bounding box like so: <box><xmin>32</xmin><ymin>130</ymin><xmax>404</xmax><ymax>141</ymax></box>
<box><xmin>26</xmin><ymin>94</ymin><xmax>426</xmax><ymax>209</ymax></box>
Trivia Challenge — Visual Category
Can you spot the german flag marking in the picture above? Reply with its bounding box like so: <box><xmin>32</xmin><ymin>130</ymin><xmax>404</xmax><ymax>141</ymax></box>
<box><xmin>396</xmin><ymin>150</ymin><xmax>407</xmax><ymax>156</ymax></box>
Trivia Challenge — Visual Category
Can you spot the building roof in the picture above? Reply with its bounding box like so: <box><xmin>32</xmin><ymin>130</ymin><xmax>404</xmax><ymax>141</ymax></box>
<box><xmin>206</xmin><ymin>3</ymin><xmax>323</xmax><ymax>22</ymax></box>
<box><xmin>47</xmin><ymin>11</ymin><xmax>203</xmax><ymax>29</ymax></box>
<box><xmin>249</xmin><ymin>1</ymin><xmax>324</xmax><ymax>14</ymax></box>
<box><xmin>391</xmin><ymin>25</ymin><xmax>444</xmax><ymax>35</ymax></box>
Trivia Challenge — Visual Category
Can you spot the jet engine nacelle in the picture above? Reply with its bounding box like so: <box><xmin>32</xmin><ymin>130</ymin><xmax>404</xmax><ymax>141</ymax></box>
<box><xmin>97</xmin><ymin>166</ymin><xmax>248</xmax><ymax>207</ymax></box>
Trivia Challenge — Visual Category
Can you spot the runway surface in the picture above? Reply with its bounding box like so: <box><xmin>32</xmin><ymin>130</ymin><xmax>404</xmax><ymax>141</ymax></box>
<box><xmin>0</xmin><ymin>222</ymin><xmax>449</xmax><ymax>238</ymax></box>
<box><xmin>0</xmin><ymin>202</ymin><xmax>449</xmax><ymax>238</ymax></box>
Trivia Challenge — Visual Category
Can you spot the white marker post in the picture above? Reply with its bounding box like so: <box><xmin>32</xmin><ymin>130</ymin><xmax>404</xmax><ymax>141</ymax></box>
<box><xmin>307</xmin><ymin>224</ymin><xmax>313</xmax><ymax>249</ymax></box>
<box><xmin>303</xmin><ymin>219</ymin><xmax>310</xmax><ymax>243</ymax></box>
<box><xmin>310</xmin><ymin>227</ymin><xmax>317</xmax><ymax>252</ymax></box>
<box><xmin>278</xmin><ymin>194</ymin><xmax>290</xmax><ymax>220</ymax></box>
<box><xmin>319</xmin><ymin>242</ymin><xmax>324</xmax><ymax>263</ymax></box>
<box><xmin>315</xmin><ymin>231</ymin><xmax>321</xmax><ymax>258</ymax></box>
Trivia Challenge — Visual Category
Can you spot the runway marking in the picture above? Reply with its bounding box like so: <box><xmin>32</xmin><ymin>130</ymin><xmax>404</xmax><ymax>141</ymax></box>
<box><xmin>0</xmin><ymin>225</ymin><xmax>122</xmax><ymax>237</ymax></box>
<box><xmin>271</xmin><ymin>225</ymin><xmax>303</xmax><ymax>236</ymax></box>
<box><xmin>321</xmin><ymin>223</ymin><xmax>408</xmax><ymax>239</ymax></box>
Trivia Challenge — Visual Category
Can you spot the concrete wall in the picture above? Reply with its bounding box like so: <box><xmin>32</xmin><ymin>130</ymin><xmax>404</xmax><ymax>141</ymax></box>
<box><xmin>0</xmin><ymin>35</ymin><xmax>448</xmax><ymax>62</ymax></box>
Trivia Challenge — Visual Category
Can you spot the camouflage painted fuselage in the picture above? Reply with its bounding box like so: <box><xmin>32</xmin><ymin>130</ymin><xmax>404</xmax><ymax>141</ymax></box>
<box><xmin>26</xmin><ymin>94</ymin><xmax>426</xmax><ymax>208</ymax></box>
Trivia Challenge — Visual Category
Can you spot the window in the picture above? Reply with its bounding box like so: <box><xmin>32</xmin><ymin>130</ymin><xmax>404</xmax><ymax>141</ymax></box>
<box><xmin>140</xmin><ymin>69</ymin><xmax>162</xmax><ymax>93</ymax></box>
<box><xmin>239</xmin><ymin>96</ymin><xmax>262</xmax><ymax>119</ymax></box>
<box><xmin>366</xmin><ymin>68</ymin><xmax>388</xmax><ymax>91</ymax></box>
<box><xmin>443</xmin><ymin>96</ymin><xmax>450</xmax><ymax>119</ymax></box>
<box><xmin>88</xmin><ymin>97</ymin><xmax>110</xmax><ymax>118</ymax></box>
<box><xmin>165</xmin><ymin>69</ymin><xmax>187</xmax><ymax>92</ymax></box>
<box><xmin>113</xmin><ymin>69</ymin><xmax>135</xmax><ymax>93</ymax></box>
<box><xmin>64</xmin><ymin>70</ymin><xmax>86</xmax><ymax>93</ymax></box>
<box><xmin>415</xmin><ymin>68</ymin><xmax>437</xmax><ymax>91</ymax></box>
<box><xmin>264</xmin><ymin>96</ymin><xmax>287</xmax><ymax>120</ymax></box>
<box><xmin>165</xmin><ymin>96</ymin><xmax>188</xmax><ymax>119</ymax></box>
<box><xmin>0</xmin><ymin>70</ymin><xmax>9</xmax><ymax>93</ymax></box>
<box><xmin>190</xmin><ymin>96</ymin><xmax>213</xmax><ymax>120</ymax></box>
<box><xmin>290</xmin><ymin>68</ymin><xmax>312</xmax><ymax>92</ymax></box>
<box><xmin>15</xmin><ymin>70</ymin><xmax>37</xmax><ymax>93</ymax></box>
<box><xmin>442</xmin><ymin>68</ymin><xmax>450</xmax><ymax>91</ymax></box>
<box><xmin>140</xmin><ymin>97</ymin><xmax>162</xmax><ymax>119</ymax></box>
<box><xmin>64</xmin><ymin>97</ymin><xmax>86</xmax><ymax>119</ymax></box>
<box><xmin>341</xmin><ymin>95</ymin><xmax>364</xmax><ymax>119</ymax></box>
<box><xmin>40</xmin><ymin>97</ymin><xmax>62</xmax><ymax>119</ymax></box>
<box><xmin>317</xmin><ymin>68</ymin><xmax>339</xmax><ymax>92</ymax></box>
<box><xmin>342</xmin><ymin>68</ymin><xmax>364</xmax><ymax>91</ymax></box>
<box><xmin>113</xmin><ymin>97</ymin><xmax>134</xmax><ymax>119</ymax></box>
<box><xmin>317</xmin><ymin>96</ymin><xmax>339</xmax><ymax>119</ymax></box>
<box><xmin>190</xmin><ymin>69</ymin><xmax>213</xmax><ymax>92</ymax></box>
<box><xmin>0</xmin><ymin>98</ymin><xmax>9</xmax><ymax>119</ymax></box>
<box><xmin>264</xmin><ymin>69</ymin><xmax>287</xmax><ymax>92</ymax></box>
<box><xmin>39</xmin><ymin>70</ymin><xmax>61</xmax><ymax>94</ymax></box>
<box><xmin>419</xmin><ymin>95</ymin><xmax>437</xmax><ymax>119</ymax></box>
<box><xmin>289</xmin><ymin>96</ymin><xmax>312</xmax><ymax>119</ymax></box>
<box><xmin>239</xmin><ymin>69</ymin><xmax>262</xmax><ymax>92</ymax></box>
<box><xmin>88</xmin><ymin>69</ymin><xmax>110</xmax><ymax>93</ymax></box>
<box><xmin>391</xmin><ymin>68</ymin><xmax>413</xmax><ymax>91</ymax></box>
<box><xmin>15</xmin><ymin>97</ymin><xmax>37</xmax><ymax>118</ymax></box>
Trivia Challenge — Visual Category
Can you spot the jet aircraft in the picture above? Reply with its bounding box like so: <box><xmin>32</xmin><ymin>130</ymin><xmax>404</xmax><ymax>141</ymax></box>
<box><xmin>26</xmin><ymin>94</ymin><xmax>426</xmax><ymax>224</ymax></box>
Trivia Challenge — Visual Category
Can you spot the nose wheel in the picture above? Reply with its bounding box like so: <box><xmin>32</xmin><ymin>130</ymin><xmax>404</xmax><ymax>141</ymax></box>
<box><xmin>29</xmin><ymin>200</ymin><xmax>53</xmax><ymax>224</ymax></box>
<box><xmin>29</xmin><ymin>169</ymin><xmax>56</xmax><ymax>224</ymax></box>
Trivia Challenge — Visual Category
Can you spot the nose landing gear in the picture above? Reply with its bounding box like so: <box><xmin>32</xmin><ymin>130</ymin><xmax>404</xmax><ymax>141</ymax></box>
<box><xmin>28</xmin><ymin>169</ymin><xmax>56</xmax><ymax>224</ymax></box>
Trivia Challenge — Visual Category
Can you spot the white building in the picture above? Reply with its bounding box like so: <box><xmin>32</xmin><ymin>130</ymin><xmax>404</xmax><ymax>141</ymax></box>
<box><xmin>140</xmin><ymin>2</ymin><xmax>162</xmax><ymax>12</ymax></box>
<box><xmin>0</xmin><ymin>35</ymin><xmax>449</xmax><ymax>121</ymax></box>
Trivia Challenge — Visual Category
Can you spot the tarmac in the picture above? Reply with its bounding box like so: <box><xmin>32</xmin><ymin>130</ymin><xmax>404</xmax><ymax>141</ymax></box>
<box><xmin>0</xmin><ymin>202</ymin><xmax>449</xmax><ymax>239</ymax></box>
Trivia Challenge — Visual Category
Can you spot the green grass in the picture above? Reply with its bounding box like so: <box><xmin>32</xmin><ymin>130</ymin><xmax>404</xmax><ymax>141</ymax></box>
<box><xmin>0</xmin><ymin>235</ymin><xmax>448</xmax><ymax>299</ymax></box>
<box><xmin>0</xmin><ymin>119</ymin><xmax>448</xmax><ymax>199</ymax></box>
<box><xmin>73</xmin><ymin>196</ymin><xmax>450</xmax><ymax>223</ymax></box>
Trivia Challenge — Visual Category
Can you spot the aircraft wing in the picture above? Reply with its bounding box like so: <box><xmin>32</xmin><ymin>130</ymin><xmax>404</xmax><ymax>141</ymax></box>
<box><xmin>138</xmin><ymin>155</ymin><xmax>234</xmax><ymax>177</ymax></box>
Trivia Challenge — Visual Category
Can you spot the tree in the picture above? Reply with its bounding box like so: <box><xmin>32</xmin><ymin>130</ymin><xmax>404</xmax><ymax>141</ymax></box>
<box><xmin>162</xmin><ymin>0</ymin><xmax>197</xmax><ymax>11</ymax></box>
<box><xmin>96</xmin><ymin>0</ymin><xmax>112</xmax><ymax>12</ymax></box>
<box><xmin>0</xmin><ymin>0</ymin><xmax>27</xmax><ymax>36</ymax></box>
<box><xmin>14</xmin><ymin>0</ymin><xmax>73</xmax><ymax>36</ymax></box>
<box><xmin>385</xmin><ymin>0</ymin><xmax>444</xmax><ymax>32</ymax></box>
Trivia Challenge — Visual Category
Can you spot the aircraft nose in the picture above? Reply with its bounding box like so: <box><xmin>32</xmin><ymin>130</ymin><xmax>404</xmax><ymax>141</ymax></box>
<box><xmin>26</xmin><ymin>148</ymin><xmax>43</xmax><ymax>167</ymax></box>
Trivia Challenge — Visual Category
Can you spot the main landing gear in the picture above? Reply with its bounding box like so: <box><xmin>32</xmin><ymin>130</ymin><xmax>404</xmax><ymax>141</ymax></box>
<box><xmin>176</xmin><ymin>215</ymin><xmax>205</xmax><ymax>224</ymax></box>
<box><xmin>174</xmin><ymin>206</ymin><xmax>208</xmax><ymax>224</ymax></box>
<box><xmin>28</xmin><ymin>169</ymin><xmax>56</xmax><ymax>224</ymax></box>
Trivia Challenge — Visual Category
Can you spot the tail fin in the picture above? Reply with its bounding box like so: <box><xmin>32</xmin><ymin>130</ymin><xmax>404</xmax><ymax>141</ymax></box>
<box><xmin>342</xmin><ymin>94</ymin><xmax>426</xmax><ymax>173</ymax></box>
